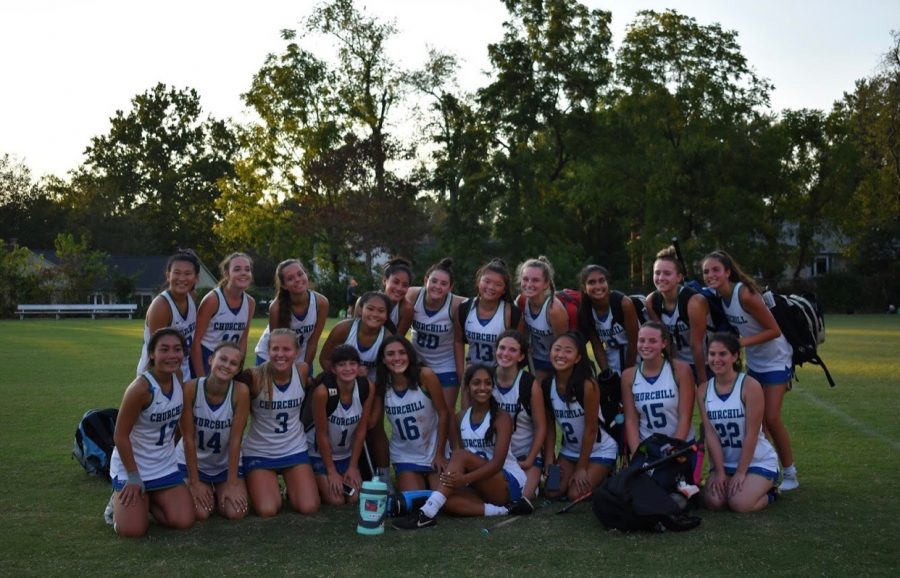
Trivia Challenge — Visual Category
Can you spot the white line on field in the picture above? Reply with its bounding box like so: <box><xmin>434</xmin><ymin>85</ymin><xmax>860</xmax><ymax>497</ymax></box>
<box><xmin>794</xmin><ymin>386</ymin><xmax>900</xmax><ymax>451</ymax></box>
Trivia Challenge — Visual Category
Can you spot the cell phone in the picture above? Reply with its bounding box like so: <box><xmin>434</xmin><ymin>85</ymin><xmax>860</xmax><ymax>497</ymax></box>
<box><xmin>343</xmin><ymin>483</ymin><xmax>356</xmax><ymax>497</ymax></box>
<box><xmin>546</xmin><ymin>464</ymin><xmax>561</xmax><ymax>491</ymax></box>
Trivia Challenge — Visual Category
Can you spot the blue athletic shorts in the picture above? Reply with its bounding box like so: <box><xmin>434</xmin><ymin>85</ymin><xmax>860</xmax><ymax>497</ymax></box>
<box><xmin>113</xmin><ymin>469</ymin><xmax>184</xmax><ymax>492</ymax></box>
<box><xmin>435</xmin><ymin>372</ymin><xmax>459</xmax><ymax>388</ymax></box>
<box><xmin>393</xmin><ymin>462</ymin><xmax>434</xmax><ymax>475</ymax></box>
<box><xmin>177</xmin><ymin>463</ymin><xmax>244</xmax><ymax>484</ymax></box>
<box><xmin>515</xmin><ymin>455</ymin><xmax>544</xmax><ymax>469</ymax></box>
<box><xmin>311</xmin><ymin>456</ymin><xmax>351</xmax><ymax>476</ymax></box>
<box><xmin>724</xmin><ymin>465</ymin><xmax>778</xmax><ymax>481</ymax></box>
<box><xmin>242</xmin><ymin>451</ymin><xmax>309</xmax><ymax>472</ymax></box>
<box><xmin>559</xmin><ymin>454</ymin><xmax>616</xmax><ymax>469</ymax></box>
<box><xmin>503</xmin><ymin>469</ymin><xmax>523</xmax><ymax>502</ymax></box>
<box><xmin>748</xmin><ymin>367</ymin><xmax>793</xmax><ymax>386</ymax></box>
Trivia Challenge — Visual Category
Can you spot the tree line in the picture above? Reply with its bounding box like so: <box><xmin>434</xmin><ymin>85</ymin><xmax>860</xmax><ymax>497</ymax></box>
<box><xmin>1</xmin><ymin>0</ymin><xmax>898</xmax><ymax>313</ymax></box>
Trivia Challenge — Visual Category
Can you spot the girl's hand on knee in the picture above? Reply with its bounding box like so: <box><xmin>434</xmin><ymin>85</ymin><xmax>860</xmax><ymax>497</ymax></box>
<box><xmin>728</xmin><ymin>472</ymin><xmax>746</xmax><ymax>497</ymax></box>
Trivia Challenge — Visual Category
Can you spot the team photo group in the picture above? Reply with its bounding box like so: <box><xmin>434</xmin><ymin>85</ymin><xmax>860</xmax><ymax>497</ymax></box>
<box><xmin>112</xmin><ymin>244</ymin><xmax>796</xmax><ymax>537</ymax></box>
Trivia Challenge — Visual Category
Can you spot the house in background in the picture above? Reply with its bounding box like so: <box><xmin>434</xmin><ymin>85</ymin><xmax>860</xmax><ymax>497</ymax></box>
<box><xmin>28</xmin><ymin>251</ymin><xmax>217</xmax><ymax>307</ymax></box>
<box><xmin>778</xmin><ymin>225</ymin><xmax>849</xmax><ymax>282</ymax></box>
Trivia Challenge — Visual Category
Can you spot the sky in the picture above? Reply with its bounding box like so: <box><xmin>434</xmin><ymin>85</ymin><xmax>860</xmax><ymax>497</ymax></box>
<box><xmin>1</xmin><ymin>0</ymin><xmax>897</xmax><ymax>178</ymax></box>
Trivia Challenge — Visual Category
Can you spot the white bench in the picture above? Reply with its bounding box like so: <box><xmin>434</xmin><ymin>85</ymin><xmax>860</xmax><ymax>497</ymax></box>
<box><xmin>16</xmin><ymin>304</ymin><xmax>138</xmax><ymax>320</ymax></box>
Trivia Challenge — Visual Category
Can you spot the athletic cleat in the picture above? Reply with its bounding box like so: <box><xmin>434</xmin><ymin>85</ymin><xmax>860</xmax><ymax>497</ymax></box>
<box><xmin>507</xmin><ymin>496</ymin><xmax>534</xmax><ymax>516</ymax></box>
<box><xmin>392</xmin><ymin>510</ymin><xmax>436</xmax><ymax>530</ymax></box>
<box><xmin>103</xmin><ymin>493</ymin><xmax>115</xmax><ymax>526</ymax></box>
<box><xmin>779</xmin><ymin>471</ymin><xmax>800</xmax><ymax>491</ymax></box>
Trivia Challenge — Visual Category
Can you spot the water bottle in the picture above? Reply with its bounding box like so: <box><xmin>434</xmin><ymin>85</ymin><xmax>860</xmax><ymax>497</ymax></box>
<box><xmin>356</xmin><ymin>476</ymin><xmax>389</xmax><ymax>535</ymax></box>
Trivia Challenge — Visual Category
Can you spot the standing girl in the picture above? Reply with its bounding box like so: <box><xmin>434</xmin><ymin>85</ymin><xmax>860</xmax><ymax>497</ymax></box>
<box><xmin>455</xmin><ymin>258</ymin><xmax>520</xmax><ymax>374</ymax></box>
<box><xmin>578</xmin><ymin>265</ymin><xmax>639</xmax><ymax>377</ymax></box>
<box><xmin>307</xmin><ymin>345</ymin><xmax>375</xmax><ymax>506</ymax></box>
<box><xmin>492</xmin><ymin>329</ymin><xmax>546</xmax><ymax>500</ymax></box>
<box><xmin>240</xmin><ymin>329</ymin><xmax>319</xmax><ymax>517</ymax></box>
<box><xmin>110</xmin><ymin>328</ymin><xmax>194</xmax><ymax>537</ymax></box>
<box><xmin>645</xmin><ymin>246</ymin><xmax>711</xmax><ymax>385</ymax></box>
<box><xmin>376</xmin><ymin>336</ymin><xmax>451</xmax><ymax>493</ymax></box>
<box><xmin>254</xmin><ymin>259</ymin><xmax>329</xmax><ymax>370</ymax></box>
<box><xmin>517</xmin><ymin>256</ymin><xmax>568</xmax><ymax>383</ymax></box>
<box><xmin>379</xmin><ymin>258</ymin><xmax>415</xmax><ymax>336</ymax></box>
<box><xmin>393</xmin><ymin>363</ymin><xmax>528</xmax><ymax>529</ymax></box>
<box><xmin>699</xmin><ymin>333</ymin><xmax>779</xmax><ymax>512</ymax></box>
<box><xmin>543</xmin><ymin>332</ymin><xmax>617</xmax><ymax>501</ymax></box>
<box><xmin>702</xmin><ymin>250</ymin><xmax>798</xmax><ymax>491</ymax></box>
<box><xmin>620</xmin><ymin>322</ymin><xmax>695</xmax><ymax>457</ymax></box>
<box><xmin>406</xmin><ymin>258</ymin><xmax>464</xmax><ymax>411</ymax></box>
<box><xmin>136</xmin><ymin>249</ymin><xmax>200</xmax><ymax>382</ymax></box>
<box><xmin>193</xmin><ymin>252</ymin><xmax>255</xmax><ymax>378</ymax></box>
<box><xmin>177</xmin><ymin>341</ymin><xmax>250</xmax><ymax>520</ymax></box>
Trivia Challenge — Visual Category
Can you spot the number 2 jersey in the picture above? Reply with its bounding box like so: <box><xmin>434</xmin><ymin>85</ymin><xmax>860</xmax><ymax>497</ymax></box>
<box><xmin>549</xmin><ymin>378</ymin><xmax>617</xmax><ymax>462</ymax></box>
<box><xmin>110</xmin><ymin>371</ymin><xmax>184</xmax><ymax>482</ymax></box>
<box><xmin>703</xmin><ymin>373</ymin><xmax>777</xmax><ymax>473</ymax></box>
<box><xmin>175</xmin><ymin>377</ymin><xmax>237</xmax><ymax>477</ymax></box>
<box><xmin>459</xmin><ymin>407</ymin><xmax>526</xmax><ymax>491</ymax></box>
<box><xmin>384</xmin><ymin>383</ymin><xmax>439</xmax><ymax>467</ymax></box>
<box><xmin>242</xmin><ymin>364</ymin><xmax>308</xmax><ymax>459</ymax></box>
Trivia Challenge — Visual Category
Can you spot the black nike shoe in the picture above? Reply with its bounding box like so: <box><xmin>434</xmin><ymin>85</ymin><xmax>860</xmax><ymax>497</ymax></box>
<box><xmin>392</xmin><ymin>509</ymin><xmax>437</xmax><ymax>530</ymax></box>
<box><xmin>507</xmin><ymin>496</ymin><xmax>535</xmax><ymax>516</ymax></box>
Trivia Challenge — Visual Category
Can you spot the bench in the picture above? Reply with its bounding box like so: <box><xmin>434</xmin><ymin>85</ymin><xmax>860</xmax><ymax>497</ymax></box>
<box><xmin>16</xmin><ymin>304</ymin><xmax>138</xmax><ymax>320</ymax></box>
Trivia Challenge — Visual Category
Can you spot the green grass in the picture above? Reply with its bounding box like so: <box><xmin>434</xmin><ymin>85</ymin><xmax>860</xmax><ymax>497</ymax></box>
<box><xmin>1</xmin><ymin>315</ymin><xmax>899</xmax><ymax>576</ymax></box>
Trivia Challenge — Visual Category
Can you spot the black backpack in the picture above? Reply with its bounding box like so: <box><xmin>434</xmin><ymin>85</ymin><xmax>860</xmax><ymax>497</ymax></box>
<box><xmin>592</xmin><ymin>434</ymin><xmax>700</xmax><ymax>532</ymax></box>
<box><xmin>762</xmin><ymin>290</ymin><xmax>835</xmax><ymax>387</ymax></box>
<box><xmin>72</xmin><ymin>408</ymin><xmax>118</xmax><ymax>479</ymax></box>
<box><xmin>301</xmin><ymin>372</ymin><xmax>371</xmax><ymax>431</ymax></box>
<box><xmin>650</xmin><ymin>282</ymin><xmax>736</xmax><ymax>335</ymax></box>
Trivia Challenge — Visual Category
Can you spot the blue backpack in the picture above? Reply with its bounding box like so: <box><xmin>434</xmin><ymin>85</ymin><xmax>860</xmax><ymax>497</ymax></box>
<box><xmin>72</xmin><ymin>408</ymin><xmax>118</xmax><ymax>479</ymax></box>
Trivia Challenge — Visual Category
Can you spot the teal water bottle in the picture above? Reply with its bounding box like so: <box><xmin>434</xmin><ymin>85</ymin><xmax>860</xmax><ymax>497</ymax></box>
<box><xmin>357</xmin><ymin>476</ymin><xmax>389</xmax><ymax>535</ymax></box>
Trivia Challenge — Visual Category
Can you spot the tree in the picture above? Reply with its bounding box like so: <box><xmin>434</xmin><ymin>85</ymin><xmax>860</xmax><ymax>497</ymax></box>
<box><xmin>51</xmin><ymin>233</ymin><xmax>108</xmax><ymax>303</ymax></box>
<box><xmin>0</xmin><ymin>154</ymin><xmax>68</xmax><ymax>249</ymax></box>
<box><xmin>0</xmin><ymin>242</ymin><xmax>40</xmax><ymax>316</ymax></box>
<box><xmin>66</xmin><ymin>83</ymin><xmax>237</xmax><ymax>259</ymax></box>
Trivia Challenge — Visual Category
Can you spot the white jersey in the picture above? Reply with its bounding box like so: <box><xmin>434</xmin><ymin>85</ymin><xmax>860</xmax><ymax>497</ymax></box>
<box><xmin>344</xmin><ymin>320</ymin><xmax>386</xmax><ymax>382</ymax></box>
<box><xmin>242</xmin><ymin>364</ymin><xmax>307</xmax><ymax>458</ymax></box>
<box><xmin>657</xmin><ymin>288</ymin><xmax>698</xmax><ymax>365</ymax></box>
<box><xmin>200</xmin><ymin>287</ymin><xmax>251</xmax><ymax>350</ymax></box>
<box><xmin>307</xmin><ymin>383</ymin><xmax>364</xmax><ymax>462</ymax></box>
<box><xmin>255</xmin><ymin>291</ymin><xmax>320</xmax><ymax>363</ymax></box>
<box><xmin>631</xmin><ymin>361</ymin><xmax>682</xmax><ymax>441</ymax></box>
<box><xmin>459</xmin><ymin>407</ymin><xmax>526</xmax><ymax>491</ymax></box>
<box><xmin>492</xmin><ymin>370</ymin><xmax>537</xmax><ymax>460</ymax></box>
<box><xmin>411</xmin><ymin>291</ymin><xmax>456</xmax><ymax>374</ymax></box>
<box><xmin>721</xmin><ymin>283</ymin><xmax>793</xmax><ymax>373</ymax></box>
<box><xmin>136</xmin><ymin>290</ymin><xmax>196</xmax><ymax>380</ymax></box>
<box><xmin>591</xmin><ymin>307</ymin><xmax>629</xmax><ymax>375</ymax></box>
<box><xmin>175</xmin><ymin>378</ymin><xmax>236</xmax><ymax>476</ymax></box>
<box><xmin>389</xmin><ymin>301</ymin><xmax>401</xmax><ymax>331</ymax></box>
<box><xmin>385</xmin><ymin>383</ymin><xmax>438</xmax><ymax>467</ymax></box>
<box><xmin>523</xmin><ymin>296</ymin><xmax>555</xmax><ymax>364</ymax></box>
<box><xmin>549</xmin><ymin>378</ymin><xmax>617</xmax><ymax>462</ymax></box>
<box><xmin>704</xmin><ymin>374</ymin><xmax>778</xmax><ymax>473</ymax></box>
<box><xmin>110</xmin><ymin>372</ymin><xmax>183</xmax><ymax>482</ymax></box>
<box><xmin>463</xmin><ymin>298</ymin><xmax>508</xmax><ymax>366</ymax></box>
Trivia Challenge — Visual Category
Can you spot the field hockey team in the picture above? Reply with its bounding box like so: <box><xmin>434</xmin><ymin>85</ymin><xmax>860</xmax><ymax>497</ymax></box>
<box><xmin>110</xmin><ymin>247</ymin><xmax>796</xmax><ymax>535</ymax></box>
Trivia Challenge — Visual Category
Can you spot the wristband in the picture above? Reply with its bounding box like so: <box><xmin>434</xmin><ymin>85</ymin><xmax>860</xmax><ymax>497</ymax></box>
<box><xmin>126</xmin><ymin>471</ymin><xmax>145</xmax><ymax>492</ymax></box>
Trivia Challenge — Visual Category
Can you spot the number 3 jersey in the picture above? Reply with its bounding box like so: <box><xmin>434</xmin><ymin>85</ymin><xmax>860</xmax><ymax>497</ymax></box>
<box><xmin>385</xmin><ymin>383</ymin><xmax>438</xmax><ymax>467</ymax></box>
<box><xmin>175</xmin><ymin>378</ymin><xmax>236</xmax><ymax>476</ymax></box>
<box><xmin>110</xmin><ymin>372</ymin><xmax>183</xmax><ymax>482</ymax></box>
<box><xmin>242</xmin><ymin>365</ymin><xmax>308</xmax><ymax>458</ymax></box>
<box><xmin>704</xmin><ymin>373</ymin><xmax>777</xmax><ymax>473</ymax></box>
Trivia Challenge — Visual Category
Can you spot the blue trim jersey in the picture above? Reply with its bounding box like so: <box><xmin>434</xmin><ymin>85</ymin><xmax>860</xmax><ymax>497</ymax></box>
<box><xmin>658</xmin><ymin>287</ymin><xmax>699</xmax><ymax>365</ymax></box>
<box><xmin>385</xmin><ymin>383</ymin><xmax>439</xmax><ymax>468</ymax></box>
<box><xmin>110</xmin><ymin>371</ymin><xmax>184</xmax><ymax>483</ymax></box>
<box><xmin>390</xmin><ymin>300</ymin><xmax>401</xmax><ymax>331</ymax></box>
<box><xmin>200</xmin><ymin>287</ymin><xmax>251</xmax><ymax>350</ymax></box>
<box><xmin>307</xmin><ymin>383</ymin><xmax>364</xmax><ymax>463</ymax></box>
<box><xmin>459</xmin><ymin>407</ymin><xmax>526</xmax><ymax>491</ymax></box>
<box><xmin>704</xmin><ymin>374</ymin><xmax>778</xmax><ymax>473</ymax></box>
<box><xmin>590</xmin><ymin>307</ymin><xmax>629</xmax><ymax>375</ymax></box>
<box><xmin>175</xmin><ymin>378</ymin><xmax>236</xmax><ymax>478</ymax></box>
<box><xmin>631</xmin><ymin>361</ymin><xmax>683</xmax><ymax>441</ymax></box>
<box><xmin>411</xmin><ymin>291</ymin><xmax>456</xmax><ymax>374</ymax></box>
<box><xmin>492</xmin><ymin>370</ymin><xmax>536</xmax><ymax>460</ymax></box>
<box><xmin>255</xmin><ymin>291</ymin><xmax>319</xmax><ymax>363</ymax></box>
<box><xmin>136</xmin><ymin>290</ymin><xmax>196</xmax><ymax>380</ymax></box>
<box><xmin>344</xmin><ymin>320</ymin><xmax>386</xmax><ymax>382</ymax></box>
<box><xmin>463</xmin><ymin>298</ymin><xmax>508</xmax><ymax>366</ymax></box>
<box><xmin>721</xmin><ymin>283</ymin><xmax>793</xmax><ymax>373</ymax></box>
<box><xmin>242</xmin><ymin>365</ymin><xmax>308</xmax><ymax>459</ymax></box>
<box><xmin>524</xmin><ymin>296</ymin><xmax>555</xmax><ymax>365</ymax></box>
<box><xmin>549</xmin><ymin>378</ymin><xmax>617</xmax><ymax>462</ymax></box>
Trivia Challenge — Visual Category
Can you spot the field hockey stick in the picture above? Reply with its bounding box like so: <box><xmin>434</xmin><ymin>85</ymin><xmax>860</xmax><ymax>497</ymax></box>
<box><xmin>555</xmin><ymin>490</ymin><xmax>594</xmax><ymax>514</ymax></box>
<box><xmin>362</xmin><ymin>441</ymin><xmax>375</xmax><ymax>480</ymax></box>
<box><xmin>671</xmin><ymin>236</ymin><xmax>689</xmax><ymax>278</ymax></box>
<box><xmin>479</xmin><ymin>499</ymin><xmax>552</xmax><ymax>535</ymax></box>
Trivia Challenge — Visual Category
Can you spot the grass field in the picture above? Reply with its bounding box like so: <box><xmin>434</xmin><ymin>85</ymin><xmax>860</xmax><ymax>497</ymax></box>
<box><xmin>1</xmin><ymin>315</ymin><xmax>898</xmax><ymax>576</ymax></box>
